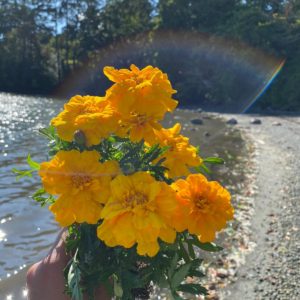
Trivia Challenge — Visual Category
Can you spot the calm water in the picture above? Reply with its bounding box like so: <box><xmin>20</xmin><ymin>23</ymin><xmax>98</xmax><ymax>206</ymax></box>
<box><xmin>0</xmin><ymin>93</ymin><xmax>65</xmax><ymax>298</ymax></box>
<box><xmin>0</xmin><ymin>93</ymin><xmax>245</xmax><ymax>299</ymax></box>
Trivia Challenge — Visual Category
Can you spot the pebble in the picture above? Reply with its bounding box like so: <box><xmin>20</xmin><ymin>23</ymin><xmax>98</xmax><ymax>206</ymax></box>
<box><xmin>216</xmin><ymin>269</ymin><xmax>229</xmax><ymax>279</ymax></box>
<box><xmin>226</xmin><ymin>118</ymin><xmax>238</xmax><ymax>125</ymax></box>
<box><xmin>190</xmin><ymin>118</ymin><xmax>203</xmax><ymax>125</ymax></box>
<box><xmin>250</xmin><ymin>118</ymin><xmax>262</xmax><ymax>125</ymax></box>
<box><xmin>206</xmin><ymin>295</ymin><xmax>219</xmax><ymax>300</ymax></box>
<box><xmin>272</xmin><ymin>122</ymin><xmax>282</xmax><ymax>126</ymax></box>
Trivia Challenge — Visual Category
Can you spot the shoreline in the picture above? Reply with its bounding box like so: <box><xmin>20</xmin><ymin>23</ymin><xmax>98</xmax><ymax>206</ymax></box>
<box><xmin>221</xmin><ymin>114</ymin><xmax>300</xmax><ymax>299</ymax></box>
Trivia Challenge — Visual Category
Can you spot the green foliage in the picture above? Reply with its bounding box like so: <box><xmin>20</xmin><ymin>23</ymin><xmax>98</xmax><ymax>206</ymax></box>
<box><xmin>170</xmin><ymin>263</ymin><xmax>192</xmax><ymax>290</ymax></box>
<box><xmin>63</xmin><ymin>224</ymin><xmax>213</xmax><ymax>300</ymax></box>
<box><xmin>94</xmin><ymin>136</ymin><xmax>171</xmax><ymax>183</ymax></box>
<box><xmin>67</xmin><ymin>250</ymin><xmax>83</xmax><ymax>300</ymax></box>
<box><xmin>32</xmin><ymin>188</ymin><xmax>55</xmax><ymax>207</ymax></box>
<box><xmin>12</xmin><ymin>153</ymin><xmax>55</xmax><ymax>206</ymax></box>
<box><xmin>204</xmin><ymin>157</ymin><xmax>225</xmax><ymax>165</ymax></box>
<box><xmin>195</xmin><ymin>164</ymin><xmax>212</xmax><ymax>175</ymax></box>
<box><xmin>12</xmin><ymin>154</ymin><xmax>40</xmax><ymax>180</ymax></box>
<box><xmin>157</xmin><ymin>0</ymin><xmax>237</xmax><ymax>32</ymax></box>
<box><xmin>27</xmin><ymin>154</ymin><xmax>40</xmax><ymax>170</ymax></box>
<box><xmin>39</xmin><ymin>126</ymin><xmax>76</xmax><ymax>155</ymax></box>
<box><xmin>0</xmin><ymin>1</ymin><xmax>55</xmax><ymax>93</ymax></box>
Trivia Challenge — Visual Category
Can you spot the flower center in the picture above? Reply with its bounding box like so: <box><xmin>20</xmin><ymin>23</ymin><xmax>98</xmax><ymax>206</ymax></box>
<box><xmin>72</xmin><ymin>174</ymin><xmax>92</xmax><ymax>189</ymax></box>
<box><xmin>128</xmin><ymin>112</ymin><xmax>146</xmax><ymax>126</ymax></box>
<box><xmin>124</xmin><ymin>191</ymin><xmax>148</xmax><ymax>208</ymax></box>
<box><xmin>132</xmin><ymin>74</ymin><xmax>143</xmax><ymax>85</ymax></box>
<box><xmin>195</xmin><ymin>196</ymin><xmax>209</xmax><ymax>212</ymax></box>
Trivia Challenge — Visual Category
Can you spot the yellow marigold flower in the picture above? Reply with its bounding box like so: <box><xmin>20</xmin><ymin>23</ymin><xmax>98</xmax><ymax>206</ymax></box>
<box><xmin>51</xmin><ymin>95</ymin><xmax>117</xmax><ymax>146</ymax></box>
<box><xmin>103</xmin><ymin>65</ymin><xmax>178</xmax><ymax>143</ymax></box>
<box><xmin>116</xmin><ymin>111</ymin><xmax>163</xmax><ymax>144</ymax></box>
<box><xmin>97</xmin><ymin>172</ymin><xmax>178</xmax><ymax>257</ymax></box>
<box><xmin>150</xmin><ymin>123</ymin><xmax>202</xmax><ymax>178</ymax></box>
<box><xmin>104</xmin><ymin>64</ymin><xmax>178</xmax><ymax>119</ymax></box>
<box><xmin>171</xmin><ymin>174</ymin><xmax>234</xmax><ymax>242</ymax></box>
<box><xmin>39</xmin><ymin>150</ymin><xmax>120</xmax><ymax>227</ymax></box>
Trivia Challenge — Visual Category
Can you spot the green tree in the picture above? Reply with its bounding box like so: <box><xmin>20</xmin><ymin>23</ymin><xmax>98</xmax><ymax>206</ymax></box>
<box><xmin>157</xmin><ymin>0</ymin><xmax>239</xmax><ymax>32</ymax></box>
<box><xmin>0</xmin><ymin>0</ymin><xmax>55</xmax><ymax>93</ymax></box>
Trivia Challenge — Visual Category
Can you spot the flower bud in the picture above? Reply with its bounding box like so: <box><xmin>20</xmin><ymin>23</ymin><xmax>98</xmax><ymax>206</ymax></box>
<box><xmin>74</xmin><ymin>130</ymin><xmax>86</xmax><ymax>146</ymax></box>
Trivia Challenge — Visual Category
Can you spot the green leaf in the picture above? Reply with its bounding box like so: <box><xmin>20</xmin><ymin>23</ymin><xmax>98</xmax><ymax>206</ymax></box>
<box><xmin>171</xmin><ymin>263</ymin><xmax>192</xmax><ymax>289</ymax></box>
<box><xmin>32</xmin><ymin>188</ymin><xmax>54</xmax><ymax>206</ymax></box>
<box><xmin>12</xmin><ymin>168</ymin><xmax>34</xmax><ymax>180</ymax></box>
<box><xmin>68</xmin><ymin>251</ymin><xmax>83</xmax><ymax>300</ymax></box>
<box><xmin>178</xmin><ymin>238</ymin><xmax>190</xmax><ymax>263</ymax></box>
<box><xmin>204</xmin><ymin>157</ymin><xmax>224</xmax><ymax>165</ymax></box>
<box><xmin>159</xmin><ymin>145</ymin><xmax>171</xmax><ymax>155</ymax></box>
<box><xmin>195</xmin><ymin>164</ymin><xmax>211</xmax><ymax>175</ymax></box>
<box><xmin>177</xmin><ymin>283</ymin><xmax>208</xmax><ymax>295</ymax></box>
<box><xmin>39</xmin><ymin>126</ymin><xmax>56</xmax><ymax>140</ymax></box>
<box><xmin>12</xmin><ymin>153</ymin><xmax>40</xmax><ymax>181</ymax></box>
<box><xmin>27</xmin><ymin>154</ymin><xmax>40</xmax><ymax>170</ymax></box>
<box><xmin>168</xmin><ymin>253</ymin><xmax>179</xmax><ymax>279</ymax></box>
<box><xmin>192</xmin><ymin>258</ymin><xmax>203</xmax><ymax>269</ymax></box>
<box><xmin>113</xmin><ymin>276</ymin><xmax>123</xmax><ymax>298</ymax></box>
<box><xmin>189</xmin><ymin>258</ymin><xmax>203</xmax><ymax>269</ymax></box>
<box><xmin>188</xmin><ymin>269</ymin><xmax>205</xmax><ymax>278</ymax></box>
<box><xmin>32</xmin><ymin>188</ymin><xmax>46</xmax><ymax>197</ymax></box>
<box><xmin>187</xmin><ymin>240</ymin><xmax>196</xmax><ymax>260</ymax></box>
<box><xmin>191</xmin><ymin>237</ymin><xmax>223</xmax><ymax>252</ymax></box>
<box><xmin>154</xmin><ymin>157</ymin><xmax>166</xmax><ymax>166</ymax></box>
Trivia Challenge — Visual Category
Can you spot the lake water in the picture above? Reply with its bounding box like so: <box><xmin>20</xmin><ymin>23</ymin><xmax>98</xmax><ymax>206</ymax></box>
<box><xmin>0</xmin><ymin>93</ymin><xmax>245</xmax><ymax>299</ymax></box>
<box><xmin>0</xmin><ymin>93</ymin><xmax>65</xmax><ymax>299</ymax></box>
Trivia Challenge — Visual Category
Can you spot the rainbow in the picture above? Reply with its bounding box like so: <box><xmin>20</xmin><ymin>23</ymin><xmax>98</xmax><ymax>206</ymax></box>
<box><xmin>241</xmin><ymin>59</ymin><xmax>285</xmax><ymax>113</ymax></box>
<box><xmin>54</xmin><ymin>30</ymin><xmax>285</xmax><ymax>114</ymax></box>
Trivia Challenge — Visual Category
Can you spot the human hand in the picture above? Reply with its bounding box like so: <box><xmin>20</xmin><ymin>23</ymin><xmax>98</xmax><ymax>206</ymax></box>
<box><xmin>26</xmin><ymin>230</ymin><xmax>110</xmax><ymax>300</ymax></box>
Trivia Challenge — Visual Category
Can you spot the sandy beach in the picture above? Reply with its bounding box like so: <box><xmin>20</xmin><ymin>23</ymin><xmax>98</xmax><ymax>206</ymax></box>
<box><xmin>223</xmin><ymin>114</ymin><xmax>300</xmax><ymax>300</ymax></box>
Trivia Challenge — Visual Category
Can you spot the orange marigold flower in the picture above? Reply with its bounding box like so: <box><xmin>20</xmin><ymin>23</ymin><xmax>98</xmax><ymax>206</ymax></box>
<box><xmin>104</xmin><ymin>64</ymin><xmax>178</xmax><ymax>118</ymax></box>
<box><xmin>171</xmin><ymin>174</ymin><xmax>234</xmax><ymax>242</ymax></box>
<box><xmin>97</xmin><ymin>172</ymin><xmax>178</xmax><ymax>257</ymax></box>
<box><xmin>51</xmin><ymin>95</ymin><xmax>117</xmax><ymax>146</ymax></box>
<box><xmin>103</xmin><ymin>64</ymin><xmax>178</xmax><ymax>143</ymax></box>
<box><xmin>39</xmin><ymin>150</ymin><xmax>120</xmax><ymax>226</ymax></box>
<box><xmin>116</xmin><ymin>111</ymin><xmax>163</xmax><ymax>144</ymax></box>
<box><xmin>150</xmin><ymin>123</ymin><xmax>202</xmax><ymax>178</ymax></box>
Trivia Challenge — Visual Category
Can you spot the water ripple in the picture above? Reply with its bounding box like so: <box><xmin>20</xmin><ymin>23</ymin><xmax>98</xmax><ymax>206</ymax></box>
<box><xmin>0</xmin><ymin>93</ymin><xmax>63</xmax><ymax>293</ymax></box>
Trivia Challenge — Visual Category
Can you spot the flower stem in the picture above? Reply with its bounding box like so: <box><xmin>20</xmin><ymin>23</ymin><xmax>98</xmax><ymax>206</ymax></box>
<box><xmin>178</xmin><ymin>236</ymin><xmax>191</xmax><ymax>263</ymax></box>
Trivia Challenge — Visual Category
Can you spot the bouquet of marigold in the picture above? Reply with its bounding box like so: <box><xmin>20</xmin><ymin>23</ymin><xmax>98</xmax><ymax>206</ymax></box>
<box><xmin>14</xmin><ymin>65</ymin><xmax>234</xmax><ymax>300</ymax></box>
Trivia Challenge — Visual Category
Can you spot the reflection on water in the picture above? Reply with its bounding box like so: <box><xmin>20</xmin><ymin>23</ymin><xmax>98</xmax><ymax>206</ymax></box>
<box><xmin>0</xmin><ymin>93</ymin><xmax>64</xmax><ymax>298</ymax></box>
<box><xmin>0</xmin><ymin>93</ymin><xmax>246</xmax><ymax>298</ymax></box>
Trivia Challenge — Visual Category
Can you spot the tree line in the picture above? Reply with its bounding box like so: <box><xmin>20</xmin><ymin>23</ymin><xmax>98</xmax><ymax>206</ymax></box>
<box><xmin>0</xmin><ymin>0</ymin><xmax>299</xmax><ymax>111</ymax></box>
